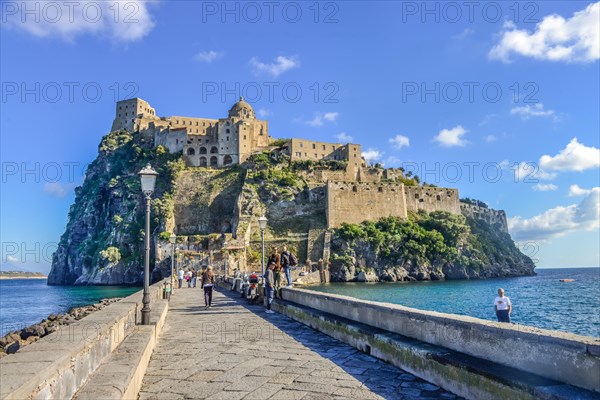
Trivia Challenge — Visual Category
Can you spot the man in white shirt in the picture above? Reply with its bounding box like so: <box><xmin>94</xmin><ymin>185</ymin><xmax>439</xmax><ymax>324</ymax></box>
<box><xmin>494</xmin><ymin>288</ymin><xmax>512</xmax><ymax>323</ymax></box>
<box><xmin>177</xmin><ymin>268</ymin><xmax>184</xmax><ymax>289</ymax></box>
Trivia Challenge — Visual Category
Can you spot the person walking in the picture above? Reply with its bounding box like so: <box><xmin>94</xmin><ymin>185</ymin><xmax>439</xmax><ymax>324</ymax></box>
<box><xmin>191</xmin><ymin>269</ymin><xmax>197</xmax><ymax>288</ymax></box>
<box><xmin>280</xmin><ymin>245</ymin><xmax>297</xmax><ymax>288</ymax></box>
<box><xmin>201</xmin><ymin>266</ymin><xmax>216</xmax><ymax>309</ymax></box>
<box><xmin>494</xmin><ymin>288</ymin><xmax>512</xmax><ymax>323</ymax></box>
<box><xmin>264</xmin><ymin>262</ymin><xmax>275</xmax><ymax>314</ymax></box>
<box><xmin>186</xmin><ymin>270</ymin><xmax>193</xmax><ymax>288</ymax></box>
<box><xmin>177</xmin><ymin>268</ymin><xmax>184</xmax><ymax>289</ymax></box>
<box><xmin>269</xmin><ymin>247</ymin><xmax>282</xmax><ymax>297</ymax></box>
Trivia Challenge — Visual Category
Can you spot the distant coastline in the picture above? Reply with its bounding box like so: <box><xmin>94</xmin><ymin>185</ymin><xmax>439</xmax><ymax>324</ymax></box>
<box><xmin>0</xmin><ymin>272</ymin><xmax>47</xmax><ymax>280</ymax></box>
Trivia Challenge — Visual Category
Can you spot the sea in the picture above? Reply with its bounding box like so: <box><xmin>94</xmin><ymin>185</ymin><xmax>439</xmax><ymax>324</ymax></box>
<box><xmin>306</xmin><ymin>267</ymin><xmax>600</xmax><ymax>338</ymax></box>
<box><xmin>0</xmin><ymin>280</ymin><xmax>139</xmax><ymax>336</ymax></box>
<box><xmin>0</xmin><ymin>268</ymin><xmax>598</xmax><ymax>338</ymax></box>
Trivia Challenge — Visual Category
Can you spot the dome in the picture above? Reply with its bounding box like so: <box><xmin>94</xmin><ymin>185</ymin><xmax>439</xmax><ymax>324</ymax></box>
<box><xmin>228</xmin><ymin>96</ymin><xmax>255</xmax><ymax>119</ymax></box>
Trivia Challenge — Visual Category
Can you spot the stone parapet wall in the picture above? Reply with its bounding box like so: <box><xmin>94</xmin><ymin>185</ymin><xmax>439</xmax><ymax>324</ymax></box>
<box><xmin>0</xmin><ymin>282</ymin><xmax>165</xmax><ymax>400</ymax></box>
<box><xmin>280</xmin><ymin>288</ymin><xmax>600</xmax><ymax>393</ymax></box>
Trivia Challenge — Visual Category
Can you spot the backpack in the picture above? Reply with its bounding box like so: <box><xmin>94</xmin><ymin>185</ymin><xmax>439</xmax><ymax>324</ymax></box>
<box><xmin>289</xmin><ymin>253</ymin><xmax>298</xmax><ymax>266</ymax></box>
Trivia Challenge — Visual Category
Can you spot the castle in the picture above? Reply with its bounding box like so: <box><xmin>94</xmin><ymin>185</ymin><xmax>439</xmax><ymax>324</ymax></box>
<box><xmin>112</xmin><ymin>98</ymin><xmax>508</xmax><ymax>232</ymax></box>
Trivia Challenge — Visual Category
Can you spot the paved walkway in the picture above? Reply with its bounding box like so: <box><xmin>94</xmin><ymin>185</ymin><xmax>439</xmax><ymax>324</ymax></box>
<box><xmin>139</xmin><ymin>286</ymin><xmax>459</xmax><ymax>400</ymax></box>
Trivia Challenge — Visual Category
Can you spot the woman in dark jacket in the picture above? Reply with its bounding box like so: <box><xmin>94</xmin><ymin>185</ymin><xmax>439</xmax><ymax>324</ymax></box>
<box><xmin>201</xmin><ymin>266</ymin><xmax>216</xmax><ymax>309</ymax></box>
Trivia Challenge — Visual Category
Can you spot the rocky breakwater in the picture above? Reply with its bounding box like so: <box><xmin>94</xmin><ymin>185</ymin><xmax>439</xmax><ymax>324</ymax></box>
<box><xmin>329</xmin><ymin>211</ymin><xmax>535</xmax><ymax>282</ymax></box>
<box><xmin>0</xmin><ymin>298</ymin><xmax>122</xmax><ymax>358</ymax></box>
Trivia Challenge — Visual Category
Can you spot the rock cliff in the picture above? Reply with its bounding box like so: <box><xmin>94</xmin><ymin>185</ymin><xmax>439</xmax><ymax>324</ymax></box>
<box><xmin>328</xmin><ymin>211</ymin><xmax>535</xmax><ymax>282</ymax></box>
<box><xmin>48</xmin><ymin>130</ymin><xmax>183</xmax><ymax>285</ymax></box>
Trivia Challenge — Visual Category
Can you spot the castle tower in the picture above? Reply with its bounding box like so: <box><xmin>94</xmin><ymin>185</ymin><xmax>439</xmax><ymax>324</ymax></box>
<box><xmin>111</xmin><ymin>98</ymin><xmax>156</xmax><ymax>131</ymax></box>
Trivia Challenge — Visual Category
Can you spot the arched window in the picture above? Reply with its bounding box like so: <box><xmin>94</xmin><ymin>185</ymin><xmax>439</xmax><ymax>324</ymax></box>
<box><xmin>210</xmin><ymin>146</ymin><xmax>218</xmax><ymax>154</ymax></box>
<box><xmin>223</xmin><ymin>155</ymin><xmax>233</xmax><ymax>165</ymax></box>
<box><xmin>199</xmin><ymin>157</ymin><xmax>207</xmax><ymax>167</ymax></box>
<box><xmin>199</xmin><ymin>147</ymin><xmax>207</xmax><ymax>154</ymax></box>
<box><xmin>187</xmin><ymin>147</ymin><xmax>195</xmax><ymax>155</ymax></box>
<box><xmin>210</xmin><ymin>156</ymin><xmax>218</xmax><ymax>167</ymax></box>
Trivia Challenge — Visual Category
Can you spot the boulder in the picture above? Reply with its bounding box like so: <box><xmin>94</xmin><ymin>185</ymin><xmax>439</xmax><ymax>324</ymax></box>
<box><xmin>357</xmin><ymin>271</ymin><xmax>378</xmax><ymax>282</ymax></box>
<box><xmin>5</xmin><ymin>341</ymin><xmax>19</xmax><ymax>354</ymax></box>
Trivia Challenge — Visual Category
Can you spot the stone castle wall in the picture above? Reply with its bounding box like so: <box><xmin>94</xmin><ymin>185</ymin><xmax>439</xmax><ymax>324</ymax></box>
<box><xmin>460</xmin><ymin>203</ymin><xmax>509</xmax><ymax>233</ymax></box>
<box><xmin>326</xmin><ymin>181</ymin><xmax>408</xmax><ymax>228</ymax></box>
<box><xmin>404</xmin><ymin>186</ymin><xmax>461</xmax><ymax>214</ymax></box>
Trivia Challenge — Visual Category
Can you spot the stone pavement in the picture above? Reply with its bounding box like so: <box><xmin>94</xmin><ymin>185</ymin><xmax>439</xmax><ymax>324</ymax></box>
<box><xmin>138</xmin><ymin>286</ymin><xmax>460</xmax><ymax>400</ymax></box>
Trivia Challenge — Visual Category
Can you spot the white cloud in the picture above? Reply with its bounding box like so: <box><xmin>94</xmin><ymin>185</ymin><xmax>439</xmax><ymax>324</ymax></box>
<box><xmin>383</xmin><ymin>156</ymin><xmax>401</xmax><ymax>167</ymax></box>
<box><xmin>335</xmin><ymin>132</ymin><xmax>354</xmax><ymax>143</ymax></box>
<box><xmin>508</xmin><ymin>161</ymin><xmax>557</xmax><ymax>182</ymax></box>
<box><xmin>490</xmin><ymin>2</ymin><xmax>600</xmax><ymax>63</ymax></box>
<box><xmin>510</xmin><ymin>103</ymin><xmax>556</xmax><ymax>120</ymax></box>
<box><xmin>363</xmin><ymin>148</ymin><xmax>383</xmax><ymax>164</ymax></box>
<box><xmin>532</xmin><ymin>183</ymin><xmax>558</xmax><ymax>191</ymax></box>
<box><xmin>43</xmin><ymin>182</ymin><xmax>69</xmax><ymax>198</ymax></box>
<box><xmin>479</xmin><ymin>114</ymin><xmax>497</xmax><ymax>126</ymax></box>
<box><xmin>305</xmin><ymin>112</ymin><xmax>339</xmax><ymax>127</ymax></box>
<box><xmin>258</xmin><ymin>108</ymin><xmax>271</xmax><ymax>118</ymax></box>
<box><xmin>6</xmin><ymin>255</ymin><xmax>19</xmax><ymax>263</ymax></box>
<box><xmin>569</xmin><ymin>184</ymin><xmax>598</xmax><ymax>197</ymax></box>
<box><xmin>194</xmin><ymin>50</ymin><xmax>223</xmax><ymax>63</ymax></box>
<box><xmin>433</xmin><ymin>125</ymin><xmax>468</xmax><ymax>147</ymax></box>
<box><xmin>508</xmin><ymin>188</ymin><xmax>600</xmax><ymax>241</ymax></box>
<box><xmin>539</xmin><ymin>138</ymin><xmax>600</xmax><ymax>171</ymax></box>
<box><xmin>389</xmin><ymin>135</ymin><xmax>410</xmax><ymax>149</ymax></box>
<box><xmin>453</xmin><ymin>28</ymin><xmax>474</xmax><ymax>40</ymax></box>
<box><xmin>485</xmin><ymin>135</ymin><xmax>498</xmax><ymax>143</ymax></box>
<box><xmin>323</xmin><ymin>112</ymin><xmax>338</xmax><ymax>122</ymax></box>
<box><xmin>250</xmin><ymin>56</ymin><xmax>299</xmax><ymax>77</ymax></box>
<box><xmin>3</xmin><ymin>0</ymin><xmax>155</xmax><ymax>42</ymax></box>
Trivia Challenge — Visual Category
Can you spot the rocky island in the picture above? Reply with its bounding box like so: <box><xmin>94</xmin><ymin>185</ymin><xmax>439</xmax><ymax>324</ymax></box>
<box><xmin>48</xmin><ymin>98</ymin><xmax>535</xmax><ymax>285</ymax></box>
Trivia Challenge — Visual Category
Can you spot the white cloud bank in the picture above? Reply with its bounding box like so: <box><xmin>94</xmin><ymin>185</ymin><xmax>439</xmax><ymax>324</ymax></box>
<box><xmin>3</xmin><ymin>0</ymin><xmax>155</xmax><ymax>42</ymax></box>
<box><xmin>250</xmin><ymin>56</ymin><xmax>299</xmax><ymax>77</ymax></box>
<box><xmin>43</xmin><ymin>182</ymin><xmax>70</xmax><ymax>198</ymax></box>
<box><xmin>569</xmin><ymin>184</ymin><xmax>599</xmax><ymax>197</ymax></box>
<box><xmin>490</xmin><ymin>2</ymin><xmax>600</xmax><ymax>63</ymax></box>
<box><xmin>508</xmin><ymin>187</ymin><xmax>600</xmax><ymax>241</ymax></box>
<box><xmin>433</xmin><ymin>125</ymin><xmax>468</xmax><ymax>147</ymax></box>
<box><xmin>539</xmin><ymin>138</ymin><xmax>600</xmax><ymax>171</ymax></box>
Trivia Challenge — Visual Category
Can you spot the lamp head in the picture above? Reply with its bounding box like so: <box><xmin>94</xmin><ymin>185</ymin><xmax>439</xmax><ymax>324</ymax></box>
<box><xmin>258</xmin><ymin>215</ymin><xmax>268</xmax><ymax>230</ymax></box>
<box><xmin>169</xmin><ymin>233</ymin><xmax>176</xmax><ymax>244</ymax></box>
<box><xmin>138</xmin><ymin>164</ymin><xmax>158</xmax><ymax>195</ymax></box>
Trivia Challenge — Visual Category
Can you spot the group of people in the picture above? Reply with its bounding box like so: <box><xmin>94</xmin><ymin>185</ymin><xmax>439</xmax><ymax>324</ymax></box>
<box><xmin>177</xmin><ymin>266</ymin><xmax>216</xmax><ymax>310</ymax></box>
<box><xmin>264</xmin><ymin>245</ymin><xmax>297</xmax><ymax>313</ymax></box>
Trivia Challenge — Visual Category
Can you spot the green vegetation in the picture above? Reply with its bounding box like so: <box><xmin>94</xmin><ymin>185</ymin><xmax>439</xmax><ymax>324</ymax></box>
<box><xmin>461</xmin><ymin>198</ymin><xmax>489</xmax><ymax>208</ymax></box>
<box><xmin>99</xmin><ymin>246</ymin><xmax>121</xmax><ymax>264</ymax></box>
<box><xmin>335</xmin><ymin>210</ymin><xmax>529</xmax><ymax>271</ymax></box>
<box><xmin>270</xmin><ymin>138</ymin><xmax>290</xmax><ymax>147</ymax></box>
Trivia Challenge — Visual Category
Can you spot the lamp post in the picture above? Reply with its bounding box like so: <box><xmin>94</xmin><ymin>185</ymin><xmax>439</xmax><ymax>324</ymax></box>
<box><xmin>258</xmin><ymin>215</ymin><xmax>268</xmax><ymax>277</ymax></box>
<box><xmin>139</xmin><ymin>164</ymin><xmax>158</xmax><ymax>325</ymax></box>
<box><xmin>170</xmin><ymin>233</ymin><xmax>176</xmax><ymax>294</ymax></box>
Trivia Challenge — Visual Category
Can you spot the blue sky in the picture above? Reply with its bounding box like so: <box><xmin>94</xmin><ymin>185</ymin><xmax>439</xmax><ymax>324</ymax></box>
<box><xmin>1</xmin><ymin>1</ymin><xmax>599</xmax><ymax>273</ymax></box>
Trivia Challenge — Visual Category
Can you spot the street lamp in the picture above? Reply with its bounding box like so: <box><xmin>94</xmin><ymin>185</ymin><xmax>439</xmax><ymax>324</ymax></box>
<box><xmin>170</xmin><ymin>233</ymin><xmax>176</xmax><ymax>293</ymax></box>
<box><xmin>258</xmin><ymin>215</ymin><xmax>268</xmax><ymax>277</ymax></box>
<box><xmin>138</xmin><ymin>164</ymin><xmax>158</xmax><ymax>325</ymax></box>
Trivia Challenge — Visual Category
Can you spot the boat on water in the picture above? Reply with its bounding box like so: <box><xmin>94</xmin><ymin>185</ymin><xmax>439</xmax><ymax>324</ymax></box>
<box><xmin>559</xmin><ymin>279</ymin><xmax>575</xmax><ymax>282</ymax></box>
